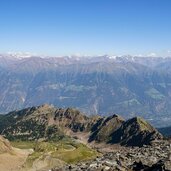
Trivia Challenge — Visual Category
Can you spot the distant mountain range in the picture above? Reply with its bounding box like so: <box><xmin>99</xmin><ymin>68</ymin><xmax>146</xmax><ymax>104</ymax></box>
<box><xmin>0</xmin><ymin>104</ymin><xmax>163</xmax><ymax>147</ymax></box>
<box><xmin>1</xmin><ymin>54</ymin><xmax>171</xmax><ymax>127</ymax></box>
<box><xmin>158</xmin><ymin>126</ymin><xmax>171</xmax><ymax>137</ymax></box>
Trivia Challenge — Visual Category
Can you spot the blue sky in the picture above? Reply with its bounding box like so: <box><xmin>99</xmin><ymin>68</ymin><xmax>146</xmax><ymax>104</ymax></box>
<box><xmin>0</xmin><ymin>0</ymin><xmax>171</xmax><ymax>56</ymax></box>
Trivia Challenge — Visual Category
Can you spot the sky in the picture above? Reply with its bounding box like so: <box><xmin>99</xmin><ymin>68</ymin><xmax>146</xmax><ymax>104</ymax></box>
<box><xmin>0</xmin><ymin>0</ymin><xmax>171</xmax><ymax>56</ymax></box>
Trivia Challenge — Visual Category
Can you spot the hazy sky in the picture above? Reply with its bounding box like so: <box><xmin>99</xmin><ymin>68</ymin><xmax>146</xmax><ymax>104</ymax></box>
<box><xmin>0</xmin><ymin>0</ymin><xmax>171</xmax><ymax>56</ymax></box>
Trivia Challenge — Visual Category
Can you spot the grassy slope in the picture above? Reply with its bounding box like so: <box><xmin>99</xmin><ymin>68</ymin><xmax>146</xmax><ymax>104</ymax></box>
<box><xmin>11</xmin><ymin>139</ymin><xmax>99</xmax><ymax>170</ymax></box>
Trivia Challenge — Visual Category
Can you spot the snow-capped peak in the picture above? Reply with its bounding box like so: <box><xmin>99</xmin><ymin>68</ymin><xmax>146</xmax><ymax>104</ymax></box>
<box><xmin>7</xmin><ymin>52</ymin><xmax>36</xmax><ymax>59</ymax></box>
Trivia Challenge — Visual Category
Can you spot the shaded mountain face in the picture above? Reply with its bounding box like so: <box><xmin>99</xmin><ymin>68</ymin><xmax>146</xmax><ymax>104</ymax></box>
<box><xmin>1</xmin><ymin>55</ymin><xmax>171</xmax><ymax>127</ymax></box>
<box><xmin>109</xmin><ymin>117</ymin><xmax>163</xmax><ymax>147</ymax></box>
<box><xmin>0</xmin><ymin>105</ymin><xmax>163</xmax><ymax>147</ymax></box>
<box><xmin>88</xmin><ymin>114</ymin><xmax>124</xmax><ymax>143</ymax></box>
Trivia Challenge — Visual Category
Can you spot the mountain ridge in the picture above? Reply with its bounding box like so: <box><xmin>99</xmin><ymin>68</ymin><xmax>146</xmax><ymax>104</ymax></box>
<box><xmin>0</xmin><ymin>104</ymin><xmax>163</xmax><ymax>147</ymax></box>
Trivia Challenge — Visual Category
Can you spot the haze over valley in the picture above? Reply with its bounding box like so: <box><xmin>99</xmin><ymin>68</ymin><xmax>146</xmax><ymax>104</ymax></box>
<box><xmin>1</xmin><ymin>54</ymin><xmax>171</xmax><ymax>127</ymax></box>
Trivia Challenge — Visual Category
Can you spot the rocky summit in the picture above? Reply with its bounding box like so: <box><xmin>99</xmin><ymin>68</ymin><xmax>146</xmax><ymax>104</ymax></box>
<box><xmin>0</xmin><ymin>104</ymin><xmax>163</xmax><ymax>147</ymax></box>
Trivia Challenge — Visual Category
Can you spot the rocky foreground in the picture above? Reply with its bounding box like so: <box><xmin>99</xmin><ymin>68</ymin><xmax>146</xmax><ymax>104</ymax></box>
<box><xmin>53</xmin><ymin>140</ymin><xmax>171</xmax><ymax>171</ymax></box>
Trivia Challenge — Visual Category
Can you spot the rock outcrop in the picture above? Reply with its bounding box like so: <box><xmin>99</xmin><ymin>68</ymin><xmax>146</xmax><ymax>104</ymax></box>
<box><xmin>0</xmin><ymin>135</ymin><xmax>12</xmax><ymax>154</ymax></box>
